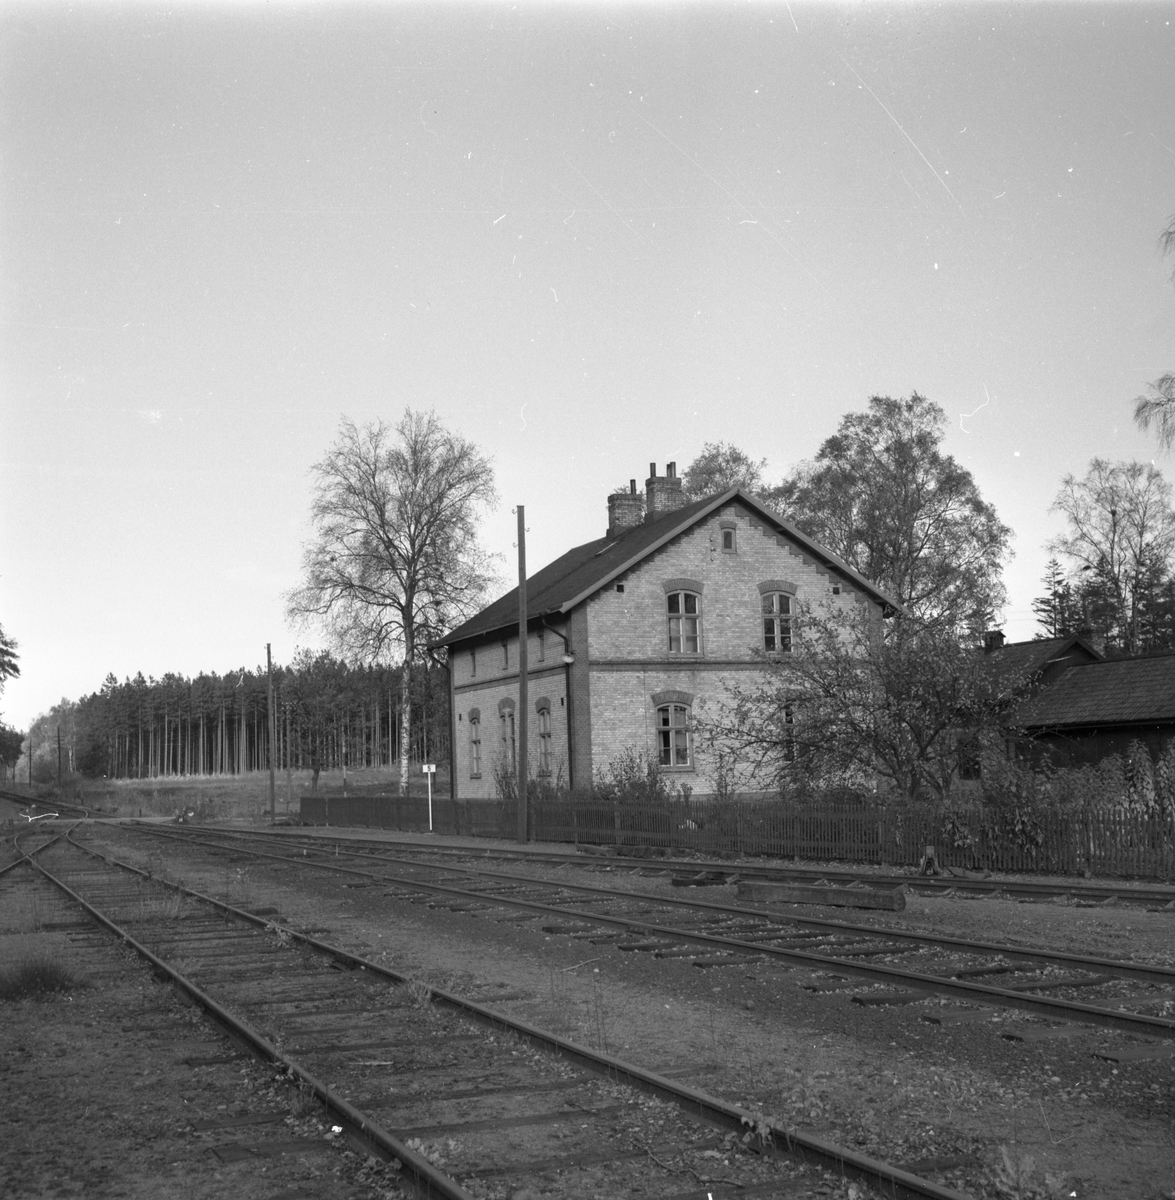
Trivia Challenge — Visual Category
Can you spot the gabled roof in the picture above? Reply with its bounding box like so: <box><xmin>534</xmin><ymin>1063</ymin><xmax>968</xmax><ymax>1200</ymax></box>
<box><xmin>439</xmin><ymin>487</ymin><xmax>903</xmax><ymax>648</ymax></box>
<box><xmin>981</xmin><ymin>634</ymin><xmax>1102</xmax><ymax>694</ymax></box>
<box><xmin>1016</xmin><ymin>654</ymin><xmax>1175</xmax><ymax>729</ymax></box>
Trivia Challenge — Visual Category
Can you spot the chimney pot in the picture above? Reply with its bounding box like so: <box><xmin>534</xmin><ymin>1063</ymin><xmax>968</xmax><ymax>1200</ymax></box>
<box><xmin>607</xmin><ymin>485</ymin><xmax>646</xmax><ymax>538</ymax></box>
<box><xmin>645</xmin><ymin>460</ymin><xmax>685</xmax><ymax>522</ymax></box>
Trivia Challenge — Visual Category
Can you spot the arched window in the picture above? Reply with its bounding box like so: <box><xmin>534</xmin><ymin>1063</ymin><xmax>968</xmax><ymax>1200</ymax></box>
<box><xmin>537</xmin><ymin>706</ymin><xmax>552</xmax><ymax>775</ymax></box>
<box><xmin>657</xmin><ymin>703</ymin><xmax>691</xmax><ymax>768</ymax></box>
<box><xmin>468</xmin><ymin>711</ymin><xmax>482</xmax><ymax>777</ymax></box>
<box><xmin>499</xmin><ymin>706</ymin><xmax>516</xmax><ymax>772</ymax></box>
<box><xmin>762</xmin><ymin>592</ymin><xmax>792</xmax><ymax>653</ymax></box>
<box><xmin>667</xmin><ymin>591</ymin><xmax>701</xmax><ymax>654</ymax></box>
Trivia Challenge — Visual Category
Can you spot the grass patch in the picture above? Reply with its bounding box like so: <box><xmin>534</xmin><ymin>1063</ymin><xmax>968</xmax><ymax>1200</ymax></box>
<box><xmin>0</xmin><ymin>953</ymin><xmax>87</xmax><ymax>1001</ymax></box>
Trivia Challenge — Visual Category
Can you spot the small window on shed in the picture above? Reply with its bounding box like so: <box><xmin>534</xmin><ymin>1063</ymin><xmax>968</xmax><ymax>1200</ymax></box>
<box><xmin>722</xmin><ymin>528</ymin><xmax>736</xmax><ymax>552</ymax></box>
<box><xmin>832</xmin><ymin>584</ymin><xmax>841</xmax><ymax>595</ymax></box>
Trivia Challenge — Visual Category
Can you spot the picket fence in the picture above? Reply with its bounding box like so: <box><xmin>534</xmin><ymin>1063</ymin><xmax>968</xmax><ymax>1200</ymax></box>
<box><xmin>297</xmin><ymin>793</ymin><xmax>1175</xmax><ymax>880</ymax></box>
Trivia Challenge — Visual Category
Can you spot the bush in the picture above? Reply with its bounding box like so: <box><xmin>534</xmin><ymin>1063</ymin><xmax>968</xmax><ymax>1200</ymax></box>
<box><xmin>0</xmin><ymin>954</ymin><xmax>85</xmax><ymax>1001</ymax></box>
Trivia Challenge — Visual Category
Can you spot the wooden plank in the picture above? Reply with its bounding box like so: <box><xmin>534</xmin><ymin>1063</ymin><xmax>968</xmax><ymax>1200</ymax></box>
<box><xmin>1092</xmin><ymin>1043</ymin><xmax>1175</xmax><ymax>1063</ymax></box>
<box><xmin>737</xmin><ymin>880</ymin><xmax>905</xmax><ymax>911</ymax></box>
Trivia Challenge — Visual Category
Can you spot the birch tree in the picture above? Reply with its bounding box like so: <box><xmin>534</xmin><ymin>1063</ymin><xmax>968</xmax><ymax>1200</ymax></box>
<box><xmin>1133</xmin><ymin>215</ymin><xmax>1175</xmax><ymax>451</ymax></box>
<box><xmin>777</xmin><ymin>394</ymin><xmax>1012</xmax><ymax>637</ymax></box>
<box><xmin>286</xmin><ymin>411</ymin><xmax>498</xmax><ymax>794</ymax></box>
<box><xmin>1048</xmin><ymin>458</ymin><xmax>1175</xmax><ymax>655</ymax></box>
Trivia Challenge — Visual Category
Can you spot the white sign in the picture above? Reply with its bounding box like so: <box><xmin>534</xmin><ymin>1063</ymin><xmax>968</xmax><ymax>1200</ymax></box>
<box><xmin>422</xmin><ymin>763</ymin><xmax>436</xmax><ymax>774</ymax></box>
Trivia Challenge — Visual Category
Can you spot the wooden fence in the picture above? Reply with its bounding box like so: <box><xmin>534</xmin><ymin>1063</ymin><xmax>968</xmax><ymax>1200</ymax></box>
<box><xmin>297</xmin><ymin>794</ymin><xmax>1175</xmax><ymax>880</ymax></box>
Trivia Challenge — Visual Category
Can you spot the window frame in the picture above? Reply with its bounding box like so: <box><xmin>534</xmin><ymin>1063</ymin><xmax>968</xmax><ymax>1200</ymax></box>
<box><xmin>469</xmin><ymin>713</ymin><xmax>482</xmax><ymax>778</ymax></box>
<box><xmin>762</xmin><ymin>591</ymin><xmax>793</xmax><ymax>654</ymax></box>
<box><xmin>656</xmin><ymin>703</ymin><xmax>692</xmax><ymax>769</ymax></box>
<box><xmin>666</xmin><ymin>590</ymin><xmax>702</xmax><ymax>655</ymax></box>
<box><xmin>537</xmin><ymin>706</ymin><xmax>552</xmax><ymax>775</ymax></box>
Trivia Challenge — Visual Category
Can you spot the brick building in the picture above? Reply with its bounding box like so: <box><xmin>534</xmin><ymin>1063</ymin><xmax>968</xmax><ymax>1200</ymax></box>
<box><xmin>438</xmin><ymin>463</ymin><xmax>900</xmax><ymax>799</ymax></box>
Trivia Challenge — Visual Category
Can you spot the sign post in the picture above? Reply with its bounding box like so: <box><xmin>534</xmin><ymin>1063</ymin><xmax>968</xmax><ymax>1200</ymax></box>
<box><xmin>423</xmin><ymin>763</ymin><xmax>436</xmax><ymax>832</ymax></box>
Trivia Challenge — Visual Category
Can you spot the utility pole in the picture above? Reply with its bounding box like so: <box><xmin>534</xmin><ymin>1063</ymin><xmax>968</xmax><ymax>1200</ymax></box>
<box><xmin>57</xmin><ymin>726</ymin><xmax>62</xmax><ymax>786</ymax></box>
<box><xmin>517</xmin><ymin>505</ymin><xmax>528</xmax><ymax>843</ymax></box>
<box><xmin>266</xmin><ymin>644</ymin><xmax>276</xmax><ymax>822</ymax></box>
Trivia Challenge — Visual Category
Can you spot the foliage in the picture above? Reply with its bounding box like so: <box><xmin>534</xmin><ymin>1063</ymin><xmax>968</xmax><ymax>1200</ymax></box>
<box><xmin>287</xmin><ymin>410</ymin><xmax>497</xmax><ymax>794</ymax></box>
<box><xmin>0</xmin><ymin>722</ymin><xmax>23</xmax><ymax>776</ymax></box>
<box><xmin>1047</xmin><ymin>457</ymin><xmax>1175</xmax><ymax>654</ymax></box>
<box><xmin>0</xmin><ymin>622</ymin><xmax>18</xmax><ymax>694</ymax></box>
<box><xmin>701</xmin><ymin>601</ymin><xmax>1017</xmax><ymax>803</ymax></box>
<box><xmin>1030</xmin><ymin>558</ymin><xmax>1081</xmax><ymax>639</ymax></box>
<box><xmin>1134</xmin><ymin>374</ymin><xmax>1175</xmax><ymax>453</ymax></box>
<box><xmin>776</xmin><ymin>394</ymin><xmax>1011</xmax><ymax>637</ymax></box>
<box><xmin>33</xmin><ymin>654</ymin><xmax>449</xmax><ymax>782</ymax></box>
<box><xmin>591</xmin><ymin>747</ymin><xmax>691</xmax><ymax>804</ymax></box>
<box><xmin>681</xmin><ymin>441</ymin><xmax>768</xmax><ymax>501</ymax></box>
<box><xmin>0</xmin><ymin>954</ymin><xmax>85</xmax><ymax>1001</ymax></box>
<box><xmin>1132</xmin><ymin>213</ymin><xmax>1175</xmax><ymax>452</ymax></box>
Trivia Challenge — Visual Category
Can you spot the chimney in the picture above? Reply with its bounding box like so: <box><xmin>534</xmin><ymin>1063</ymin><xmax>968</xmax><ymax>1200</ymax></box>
<box><xmin>607</xmin><ymin>480</ymin><xmax>645</xmax><ymax>538</ymax></box>
<box><xmin>983</xmin><ymin>629</ymin><xmax>1006</xmax><ymax>654</ymax></box>
<box><xmin>645</xmin><ymin>461</ymin><xmax>685</xmax><ymax>523</ymax></box>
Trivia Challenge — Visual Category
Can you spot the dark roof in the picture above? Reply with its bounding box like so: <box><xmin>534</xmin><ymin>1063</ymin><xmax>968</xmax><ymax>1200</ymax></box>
<box><xmin>981</xmin><ymin>634</ymin><xmax>1102</xmax><ymax>693</ymax></box>
<box><xmin>439</xmin><ymin>487</ymin><xmax>903</xmax><ymax>648</ymax></box>
<box><xmin>1016</xmin><ymin>654</ymin><xmax>1175</xmax><ymax>729</ymax></box>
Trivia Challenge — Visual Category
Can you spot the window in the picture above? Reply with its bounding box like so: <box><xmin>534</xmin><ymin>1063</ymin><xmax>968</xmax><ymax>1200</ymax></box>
<box><xmin>667</xmin><ymin>591</ymin><xmax>701</xmax><ymax>653</ymax></box>
<box><xmin>763</xmin><ymin>593</ymin><xmax>792</xmax><ymax>653</ymax></box>
<box><xmin>501</xmin><ymin>641</ymin><xmax>509</xmax><ymax>669</ymax></box>
<box><xmin>537</xmin><ymin>630</ymin><xmax>546</xmax><ymax>662</ymax></box>
<box><xmin>657</xmin><ymin>704</ymin><xmax>692</xmax><ymax>768</ymax></box>
<box><xmin>500</xmin><ymin>708</ymin><xmax>516</xmax><ymax>771</ymax></box>
<box><xmin>720</xmin><ymin>522</ymin><xmax>737</xmax><ymax>552</ymax></box>
<box><xmin>470</xmin><ymin>649</ymin><xmax>477</xmax><ymax>678</ymax></box>
<box><xmin>537</xmin><ymin>706</ymin><xmax>552</xmax><ymax>774</ymax></box>
<box><xmin>469</xmin><ymin>713</ymin><xmax>482</xmax><ymax>777</ymax></box>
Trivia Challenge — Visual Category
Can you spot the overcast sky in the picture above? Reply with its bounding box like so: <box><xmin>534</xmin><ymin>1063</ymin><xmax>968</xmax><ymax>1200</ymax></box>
<box><xmin>2</xmin><ymin>2</ymin><xmax>1174</xmax><ymax>730</ymax></box>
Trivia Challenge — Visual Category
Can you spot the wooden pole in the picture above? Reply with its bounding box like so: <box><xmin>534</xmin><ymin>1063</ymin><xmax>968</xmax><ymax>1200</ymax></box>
<box><xmin>517</xmin><ymin>505</ymin><xmax>528</xmax><ymax>843</ymax></box>
<box><xmin>267</xmin><ymin>644</ymin><xmax>276</xmax><ymax>822</ymax></box>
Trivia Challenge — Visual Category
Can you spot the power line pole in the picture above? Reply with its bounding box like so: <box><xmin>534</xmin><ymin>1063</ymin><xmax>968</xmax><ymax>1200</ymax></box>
<box><xmin>267</xmin><ymin>643</ymin><xmax>276</xmax><ymax>823</ymax></box>
<box><xmin>517</xmin><ymin>505</ymin><xmax>528</xmax><ymax>844</ymax></box>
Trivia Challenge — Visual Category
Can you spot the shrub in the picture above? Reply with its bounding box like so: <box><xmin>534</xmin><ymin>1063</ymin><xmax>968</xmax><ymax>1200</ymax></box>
<box><xmin>0</xmin><ymin>953</ymin><xmax>85</xmax><ymax>1001</ymax></box>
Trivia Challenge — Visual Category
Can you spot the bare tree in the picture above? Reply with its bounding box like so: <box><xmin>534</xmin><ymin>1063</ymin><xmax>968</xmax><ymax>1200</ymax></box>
<box><xmin>1133</xmin><ymin>213</ymin><xmax>1175</xmax><ymax>451</ymax></box>
<box><xmin>287</xmin><ymin>411</ymin><xmax>498</xmax><ymax>794</ymax></box>
<box><xmin>1048</xmin><ymin>458</ymin><xmax>1175</xmax><ymax>655</ymax></box>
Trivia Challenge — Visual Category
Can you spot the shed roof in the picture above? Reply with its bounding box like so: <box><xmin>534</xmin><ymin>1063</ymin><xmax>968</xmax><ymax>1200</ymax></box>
<box><xmin>981</xmin><ymin>634</ymin><xmax>1102</xmax><ymax>692</ymax></box>
<box><xmin>439</xmin><ymin>487</ymin><xmax>902</xmax><ymax>648</ymax></box>
<box><xmin>1016</xmin><ymin>654</ymin><xmax>1175</xmax><ymax>729</ymax></box>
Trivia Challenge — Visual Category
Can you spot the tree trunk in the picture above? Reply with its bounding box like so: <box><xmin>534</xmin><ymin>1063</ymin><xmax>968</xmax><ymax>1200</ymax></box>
<box><xmin>399</xmin><ymin>653</ymin><xmax>412</xmax><ymax>796</ymax></box>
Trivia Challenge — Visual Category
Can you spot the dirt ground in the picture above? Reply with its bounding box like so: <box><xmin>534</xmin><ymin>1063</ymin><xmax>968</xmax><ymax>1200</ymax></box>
<box><xmin>9</xmin><ymin>821</ymin><xmax>1175</xmax><ymax>1200</ymax></box>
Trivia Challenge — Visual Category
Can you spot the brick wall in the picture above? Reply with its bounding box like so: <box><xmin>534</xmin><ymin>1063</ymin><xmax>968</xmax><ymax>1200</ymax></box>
<box><xmin>582</xmin><ymin>503</ymin><xmax>878</xmax><ymax>793</ymax></box>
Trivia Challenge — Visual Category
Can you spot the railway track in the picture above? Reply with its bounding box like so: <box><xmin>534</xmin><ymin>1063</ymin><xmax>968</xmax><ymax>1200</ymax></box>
<box><xmin>276</xmin><ymin>825</ymin><xmax>1175</xmax><ymax>908</ymax></box>
<box><xmin>13</xmin><ymin>825</ymin><xmax>971</xmax><ymax>1200</ymax></box>
<box><xmin>124</xmin><ymin>822</ymin><xmax>1175</xmax><ymax>1048</ymax></box>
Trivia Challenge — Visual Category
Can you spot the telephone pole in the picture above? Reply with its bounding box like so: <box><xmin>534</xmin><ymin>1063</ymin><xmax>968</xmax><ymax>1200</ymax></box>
<box><xmin>267</xmin><ymin>643</ymin><xmax>276</xmax><ymax>822</ymax></box>
<box><xmin>516</xmin><ymin>505</ymin><xmax>528</xmax><ymax>843</ymax></box>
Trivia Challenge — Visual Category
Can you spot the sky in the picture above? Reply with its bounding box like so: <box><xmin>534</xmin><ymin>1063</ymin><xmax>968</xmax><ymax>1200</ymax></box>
<box><xmin>2</xmin><ymin>1</ymin><xmax>1174</xmax><ymax>732</ymax></box>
